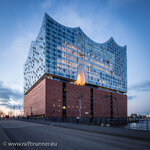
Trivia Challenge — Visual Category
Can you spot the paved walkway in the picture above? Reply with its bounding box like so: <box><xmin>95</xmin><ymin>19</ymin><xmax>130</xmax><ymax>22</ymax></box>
<box><xmin>1</xmin><ymin>120</ymin><xmax>150</xmax><ymax>150</ymax></box>
<box><xmin>0</xmin><ymin>122</ymin><xmax>16</xmax><ymax>150</ymax></box>
<box><xmin>19</xmin><ymin>119</ymin><xmax>150</xmax><ymax>141</ymax></box>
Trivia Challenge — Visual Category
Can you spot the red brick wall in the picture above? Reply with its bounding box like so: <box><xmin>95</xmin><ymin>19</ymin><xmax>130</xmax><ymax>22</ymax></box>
<box><xmin>93</xmin><ymin>89</ymin><xmax>111</xmax><ymax>118</ymax></box>
<box><xmin>24</xmin><ymin>79</ymin><xmax>46</xmax><ymax>117</ymax></box>
<box><xmin>24</xmin><ymin>78</ymin><xmax>127</xmax><ymax>119</ymax></box>
<box><xmin>66</xmin><ymin>84</ymin><xmax>90</xmax><ymax>118</ymax></box>
<box><xmin>45</xmin><ymin>79</ymin><xmax>62</xmax><ymax>117</ymax></box>
<box><xmin>112</xmin><ymin>93</ymin><xmax>127</xmax><ymax>118</ymax></box>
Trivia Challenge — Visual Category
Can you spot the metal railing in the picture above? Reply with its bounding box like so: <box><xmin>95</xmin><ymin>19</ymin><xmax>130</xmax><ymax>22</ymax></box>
<box><xmin>128</xmin><ymin>119</ymin><xmax>150</xmax><ymax>131</ymax></box>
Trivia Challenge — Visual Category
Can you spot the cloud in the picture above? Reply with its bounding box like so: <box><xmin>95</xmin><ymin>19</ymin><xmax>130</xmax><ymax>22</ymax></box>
<box><xmin>0</xmin><ymin>31</ymin><xmax>36</xmax><ymax>91</ymax></box>
<box><xmin>107</xmin><ymin>0</ymin><xmax>137</xmax><ymax>9</ymax></box>
<box><xmin>0</xmin><ymin>81</ymin><xmax>23</xmax><ymax>101</ymax></box>
<box><xmin>128</xmin><ymin>92</ymin><xmax>150</xmax><ymax>115</ymax></box>
<box><xmin>129</xmin><ymin>80</ymin><xmax>150</xmax><ymax>92</ymax></box>
<box><xmin>50</xmin><ymin>0</ymin><xmax>127</xmax><ymax>45</ymax></box>
<box><xmin>0</xmin><ymin>81</ymin><xmax>23</xmax><ymax>109</ymax></box>
<box><xmin>128</xmin><ymin>95</ymin><xmax>137</xmax><ymax>100</ymax></box>
<box><xmin>0</xmin><ymin>103</ymin><xmax>23</xmax><ymax>110</ymax></box>
<box><xmin>41</xmin><ymin>0</ymin><xmax>53</xmax><ymax>9</ymax></box>
<box><xmin>128</xmin><ymin>81</ymin><xmax>150</xmax><ymax>114</ymax></box>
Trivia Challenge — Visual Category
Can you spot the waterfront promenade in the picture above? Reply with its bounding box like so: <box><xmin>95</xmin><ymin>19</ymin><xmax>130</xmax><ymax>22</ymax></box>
<box><xmin>0</xmin><ymin>119</ymin><xmax>150</xmax><ymax>150</ymax></box>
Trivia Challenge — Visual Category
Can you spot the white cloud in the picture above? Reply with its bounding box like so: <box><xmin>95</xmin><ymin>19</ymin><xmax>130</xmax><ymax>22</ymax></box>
<box><xmin>107</xmin><ymin>0</ymin><xmax>137</xmax><ymax>9</ymax></box>
<box><xmin>41</xmin><ymin>0</ymin><xmax>53</xmax><ymax>9</ymax></box>
<box><xmin>127</xmin><ymin>80</ymin><xmax>150</xmax><ymax>115</ymax></box>
<box><xmin>51</xmin><ymin>4</ymin><xmax>125</xmax><ymax>44</ymax></box>
<box><xmin>128</xmin><ymin>92</ymin><xmax>150</xmax><ymax>115</ymax></box>
<box><xmin>0</xmin><ymin>32</ymin><xmax>36</xmax><ymax>92</ymax></box>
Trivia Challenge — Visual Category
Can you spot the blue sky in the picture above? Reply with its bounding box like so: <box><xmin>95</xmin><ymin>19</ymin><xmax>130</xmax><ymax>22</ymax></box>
<box><xmin>0</xmin><ymin>0</ymin><xmax>150</xmax><ymax>115</ymax></box>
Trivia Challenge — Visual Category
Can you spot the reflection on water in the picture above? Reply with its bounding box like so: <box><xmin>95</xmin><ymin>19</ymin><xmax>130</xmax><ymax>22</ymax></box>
<box><xmin>124</xmin><ymin>119</ymin><xmax>150</xmax><ymax>131</ymax></box>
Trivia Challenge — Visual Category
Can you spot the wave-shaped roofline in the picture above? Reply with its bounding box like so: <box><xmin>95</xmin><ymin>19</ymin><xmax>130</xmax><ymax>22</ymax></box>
<box><xmin>45</xmin><ymin>13</ymin><xmax>126</xmax><ymax>48</ymax></box>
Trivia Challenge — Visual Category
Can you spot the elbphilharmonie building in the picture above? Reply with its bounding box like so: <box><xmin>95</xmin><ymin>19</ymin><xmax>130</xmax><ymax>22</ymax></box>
<box><xmin>24</xmin><ymin>13</ymin><xmax>127</xmax><ymax>123</ymax></box>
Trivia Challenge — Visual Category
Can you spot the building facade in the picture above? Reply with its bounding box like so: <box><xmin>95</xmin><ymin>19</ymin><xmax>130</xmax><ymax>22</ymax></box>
<box><xmin>24</xmin><ymin>13</ymin><xmax>127</xmax><ymax>123</ymax></box>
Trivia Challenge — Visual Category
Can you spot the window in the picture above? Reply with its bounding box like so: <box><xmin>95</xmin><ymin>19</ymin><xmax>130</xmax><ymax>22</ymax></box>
<box><xmin>80</xmin><ymin>54</ymin><xmax>84</xmax><ymax>58</ymax></box>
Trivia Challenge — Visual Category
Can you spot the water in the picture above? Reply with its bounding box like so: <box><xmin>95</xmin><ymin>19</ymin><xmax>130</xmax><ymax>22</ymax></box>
<box><xmin>123</xmin><ymin>119</ymin><xmax>150</xmax><ymax>131</ymax></box>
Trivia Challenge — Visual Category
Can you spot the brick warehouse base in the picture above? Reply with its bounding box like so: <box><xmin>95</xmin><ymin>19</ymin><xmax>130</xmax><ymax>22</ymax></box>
<box><xmin>24</xmin><ymin>78</ymin><xmax>127</xmax><ymax>124</ymax></box>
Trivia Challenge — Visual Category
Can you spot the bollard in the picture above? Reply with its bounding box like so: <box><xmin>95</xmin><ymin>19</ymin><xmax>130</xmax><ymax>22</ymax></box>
<box><xmin>106</xmin><ymin>124</ymin><xmax>110</xmax><ymax>127</ymax></box>
<box><xmin>101</xmin><ymin>123</ymin><xmax>104</xmax><ymax>126</ymax></box>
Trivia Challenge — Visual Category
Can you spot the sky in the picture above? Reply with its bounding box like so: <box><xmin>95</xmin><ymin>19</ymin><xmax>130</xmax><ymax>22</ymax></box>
<box><xmin>0</xmin><ymin>0</ymin><xmax>150</xmax><ymax>115</ymax></box>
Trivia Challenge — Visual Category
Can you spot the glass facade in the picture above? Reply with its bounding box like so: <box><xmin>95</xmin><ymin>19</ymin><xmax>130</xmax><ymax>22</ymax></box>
<box><xmin>24</xmin><ymin>13</ymin><xmax>127</xmax><ymax>94</ymax></box>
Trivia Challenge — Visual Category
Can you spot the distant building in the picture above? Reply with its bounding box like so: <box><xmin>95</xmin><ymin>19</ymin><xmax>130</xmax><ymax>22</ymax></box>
<box><xmin>24</xmin><ymin>13</ymin><xmax>127</xmax><ymax>123</ymax></box>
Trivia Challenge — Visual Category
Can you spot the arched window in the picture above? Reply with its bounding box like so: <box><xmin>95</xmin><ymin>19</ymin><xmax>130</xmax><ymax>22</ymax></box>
<box><xmin>75</xmin><ymin>65</ymin><xmax>85</xmax><ymax>86</ymax></box>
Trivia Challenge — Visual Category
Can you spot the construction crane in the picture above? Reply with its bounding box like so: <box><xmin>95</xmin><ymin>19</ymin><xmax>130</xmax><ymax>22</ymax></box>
<box><xmin>18</xmin><ymin>104</ymin><xmax>22</xmax><ymax>116</ymax></box>
<box><xmin>13</xmin><ymin>105</ymin><xmax>16</xmax><ymax>116</ymax></box>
